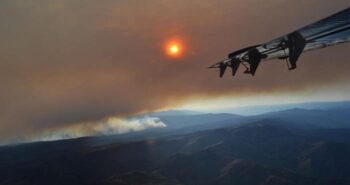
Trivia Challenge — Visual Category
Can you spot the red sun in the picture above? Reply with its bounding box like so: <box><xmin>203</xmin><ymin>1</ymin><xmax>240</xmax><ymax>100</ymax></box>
<box><xmin>165</xmin><ymin>40</ymin><xmax>184</xmax><ymax>58</ymax></box>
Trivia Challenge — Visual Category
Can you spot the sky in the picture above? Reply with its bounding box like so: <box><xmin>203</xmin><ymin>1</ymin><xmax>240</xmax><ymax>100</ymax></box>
<box><xmin>0</xmin><ymin>0</ymin><xmax>350</xmax><ymax>143</ymax></box>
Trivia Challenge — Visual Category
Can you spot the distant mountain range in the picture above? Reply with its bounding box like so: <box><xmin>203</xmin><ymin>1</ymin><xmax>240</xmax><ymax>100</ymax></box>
<box><xmin>135</xmin><ymin>102</ymin><xmax>350</xmax><ymax>139</ymax></box>
<box><xmin>2</xmin><ymin>101</ymin><xmax>350</xmax><ymax>185</ymax></box>
<box><xmin>148</xmin><ymin>109</ymin><xmax>203</xmax><ymax>117</ymax></box>
<box><xmin>210</xmin><ymin>100</ymin><xmax>350</xmax><ymax>115</ymax></box>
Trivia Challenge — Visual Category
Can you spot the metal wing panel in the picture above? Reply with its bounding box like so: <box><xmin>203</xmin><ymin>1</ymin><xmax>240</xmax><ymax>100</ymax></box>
<box><xmin>252</xmin><ymin>8</ymin><xmax>350</xmax><ymax>60</ymax></box>
<box><xmin>210</xmin><ymin>7</ymin><xmax>350</xmax><ymax>77</ymax></box>
<box><xmin>298</xmin><ymin>8</ymin><xmax>350</xmax><ymax>39</ymax></box>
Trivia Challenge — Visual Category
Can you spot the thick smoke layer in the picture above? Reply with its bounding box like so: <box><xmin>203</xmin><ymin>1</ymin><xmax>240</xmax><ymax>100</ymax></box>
<box><xmin>0</xmin><ymin>0</ymin><xmax>349</xmax><ymax>143</ymax></box>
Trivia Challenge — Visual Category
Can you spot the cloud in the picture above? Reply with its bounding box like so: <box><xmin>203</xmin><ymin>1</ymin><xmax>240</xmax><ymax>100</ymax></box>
<box><xmin>0</xmin><ymin>0</ymin><xmax>349</xmax><ymax>143</ymax></box>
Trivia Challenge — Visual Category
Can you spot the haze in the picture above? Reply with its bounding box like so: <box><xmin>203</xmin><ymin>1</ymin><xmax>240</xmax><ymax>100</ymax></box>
<box><xmin>1</xmin><ymin>0</ymin><xmax>350</xmax><ymax>143</ymax></box>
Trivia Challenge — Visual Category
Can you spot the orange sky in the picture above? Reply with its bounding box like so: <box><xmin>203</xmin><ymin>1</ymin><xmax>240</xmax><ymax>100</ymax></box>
<box><xmin>0</xmin><ymin>0</ymin><xmax>350</xmax><ymax>143</ymax></box>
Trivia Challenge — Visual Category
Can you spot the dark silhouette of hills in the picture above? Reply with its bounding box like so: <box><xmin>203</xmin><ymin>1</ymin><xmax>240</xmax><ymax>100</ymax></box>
<box><xmin>2</xmin><ymin>121</ymin><xmax>350</xmax><ymax>184</ymax></box>
<box><xmin>2</xmin><ymin>102</ymin><xmax>350</xmax><ymax>185</ymax></box>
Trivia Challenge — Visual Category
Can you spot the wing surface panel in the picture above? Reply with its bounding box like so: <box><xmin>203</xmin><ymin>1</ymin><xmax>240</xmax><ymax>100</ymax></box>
<box><xmin>210</xmin><ymin>8</ymin><xmax>350</xmax><ymax>77</ymax></box>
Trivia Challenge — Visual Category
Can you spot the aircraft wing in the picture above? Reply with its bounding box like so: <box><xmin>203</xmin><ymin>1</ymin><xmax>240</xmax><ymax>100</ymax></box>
<box><xmin>210</xmin><ymin>7</ymin><xmax>350</xmax><ymax>77</ymax></box>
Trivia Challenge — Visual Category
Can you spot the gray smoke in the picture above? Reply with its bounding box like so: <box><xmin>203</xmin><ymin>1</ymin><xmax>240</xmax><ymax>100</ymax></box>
<box><xmin>8</xmin><ymin>116</ymin><xmax>166</xmax><ymax>144</ymax></box>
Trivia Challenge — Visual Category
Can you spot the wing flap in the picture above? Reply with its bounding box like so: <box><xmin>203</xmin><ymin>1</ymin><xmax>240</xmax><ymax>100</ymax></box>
<box><xmin>245</xmin><ymin>48</ymin><xmax>262</xmax><ymax>75</ymax></box>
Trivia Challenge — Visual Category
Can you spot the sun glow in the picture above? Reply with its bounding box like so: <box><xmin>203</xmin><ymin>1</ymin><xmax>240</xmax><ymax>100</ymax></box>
<box><xmin>170</xmin><ymin>45</ymin><xmax>179</xmax><ymax>54</ymax></box>
<box><xmin>165</xmin><ymin>39</ymin><xmax>184</xmax><ymax>58</ymax></box>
